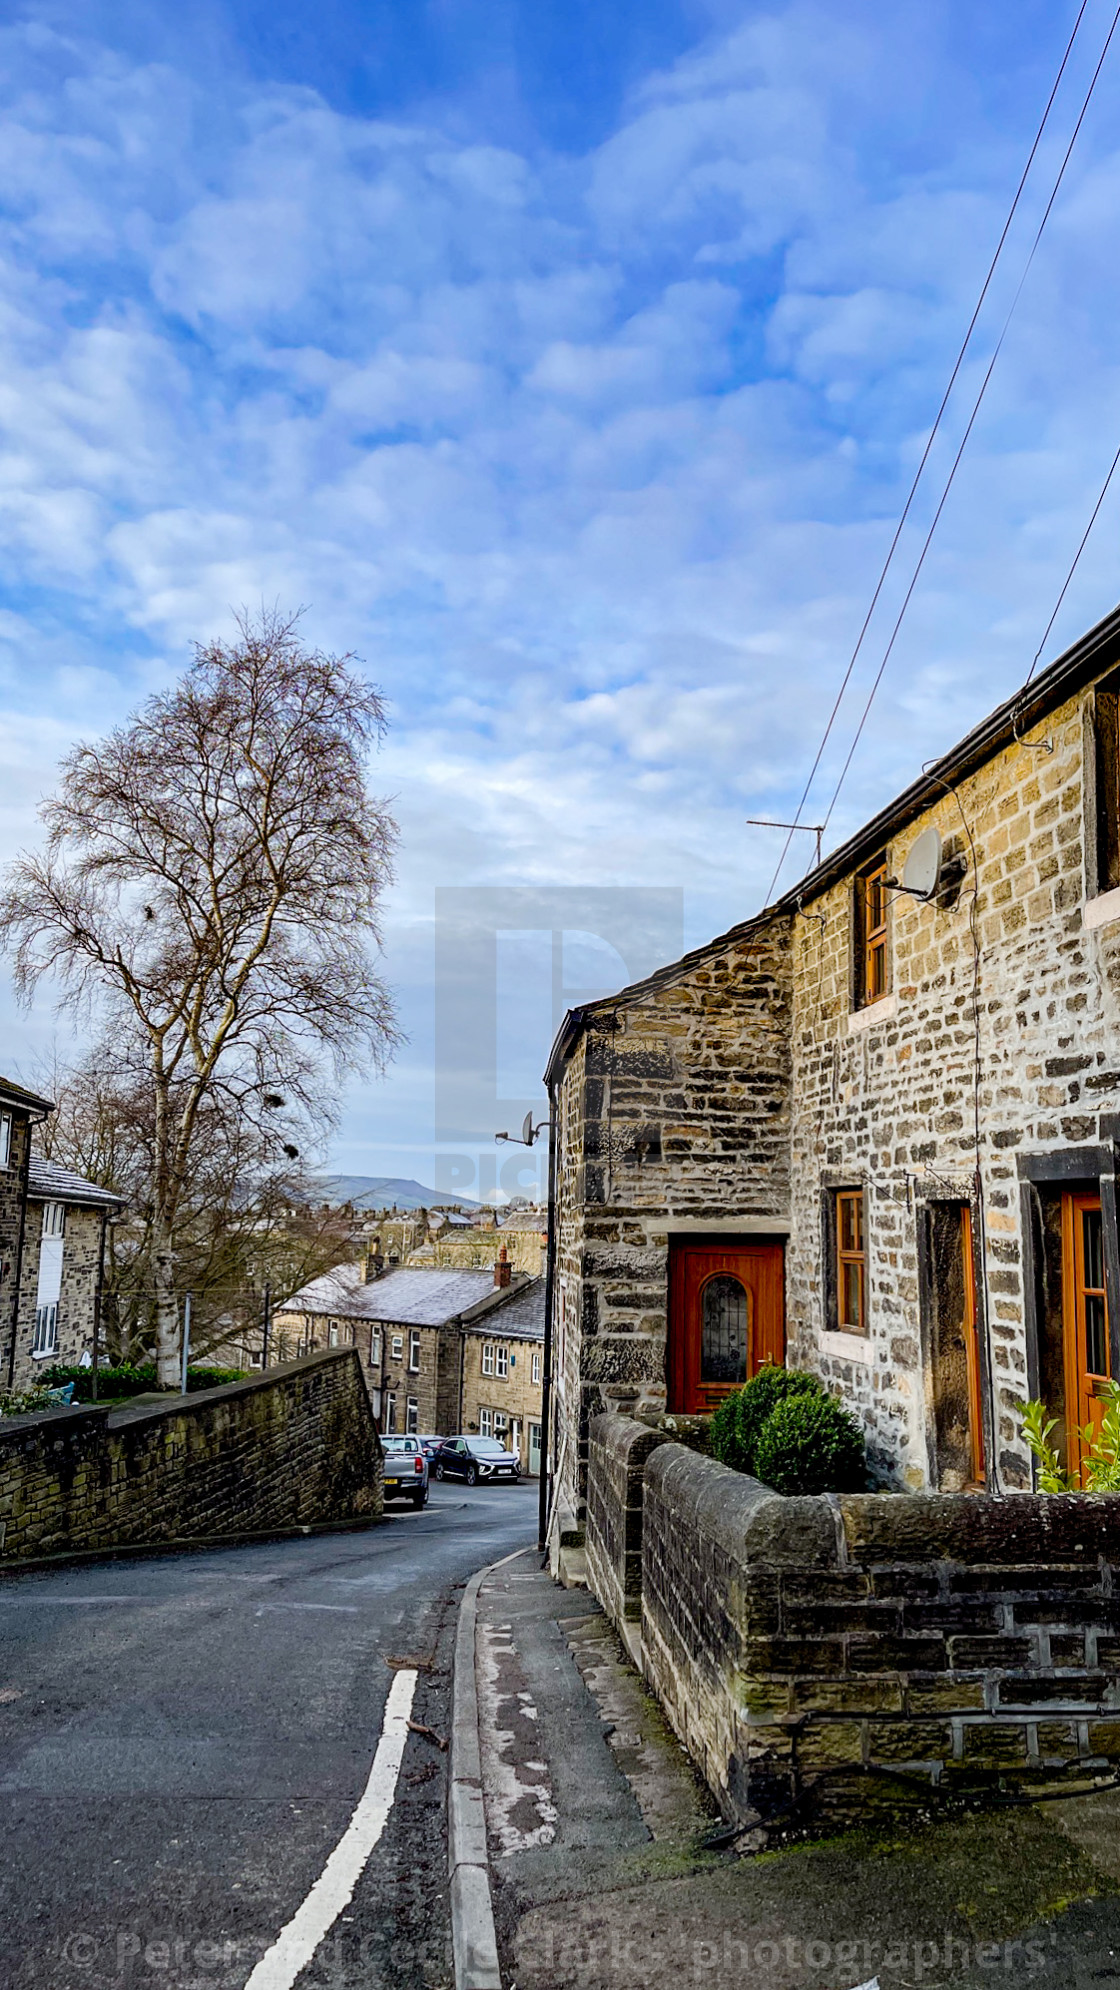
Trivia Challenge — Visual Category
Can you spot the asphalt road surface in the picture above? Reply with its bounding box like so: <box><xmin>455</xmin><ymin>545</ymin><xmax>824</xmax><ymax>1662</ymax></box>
<box><xmin>0</xmin><ymin>1479</ymin><xmax>538</xmax><ymax>1990</ymax></box>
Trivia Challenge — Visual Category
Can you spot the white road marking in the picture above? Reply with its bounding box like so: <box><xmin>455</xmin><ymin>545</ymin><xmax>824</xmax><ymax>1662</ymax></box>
<box><xmin>242</xmin><ymin>1666</ymin><xmax>417</xmax><ymax>1990</ymax></box>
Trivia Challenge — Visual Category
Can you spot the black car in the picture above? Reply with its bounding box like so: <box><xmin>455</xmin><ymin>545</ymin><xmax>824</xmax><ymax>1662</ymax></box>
<box><xmin>432</xmin><ymin>1436</ymin><xmax>520</xmax><ymax>1486</ymax></box>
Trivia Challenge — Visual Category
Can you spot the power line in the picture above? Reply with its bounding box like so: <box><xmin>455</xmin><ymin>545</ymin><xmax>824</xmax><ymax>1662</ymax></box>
<box><xmin>818</xmin><ymin>0</ymin><xmax>1120</xmax><ymax>843</ymax></box>
<box><xmin>1023</xmin><ymin>438</ymin><xmax>1120</xmax><ymax>688</ymax></box>
<box><xmin>765</xmin><ymin>0</ymin><xmax>1098</xmax><ymax>896</ymax></box>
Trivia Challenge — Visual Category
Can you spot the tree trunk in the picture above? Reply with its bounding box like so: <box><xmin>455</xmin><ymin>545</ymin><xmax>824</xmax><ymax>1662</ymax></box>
<box><xmin>153</xmin><ymin>1226</ymin><xmax>181</xmax><ymax>1388</ymax></box>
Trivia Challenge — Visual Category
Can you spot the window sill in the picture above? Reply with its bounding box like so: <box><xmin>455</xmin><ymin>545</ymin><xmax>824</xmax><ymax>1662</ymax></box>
<box><xmin>30</xmin><ymin>1348</ymin><xmax>59</xmax><ymax>1361</ymax></box>
<box><xmin>1084</xmin><ymin>885</ymin><xmax>1120</xmax><ymax>932</ymax></box>
<box><xmin>820</xmin><ymin>1329</ymin><xmax>873</xmax><ymax>1364</ymax></box>
<box><xmin>848</xmin><ymin>992</ymin><xmax>897</xmax><ymax>1034</ymax></box>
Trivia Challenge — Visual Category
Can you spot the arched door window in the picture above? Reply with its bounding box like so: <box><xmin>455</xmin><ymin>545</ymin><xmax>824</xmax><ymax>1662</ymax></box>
<box><xmin>701</xmin><ymin>1275</ymin><xmax>750</xmax><ymax>1384</ymax></box>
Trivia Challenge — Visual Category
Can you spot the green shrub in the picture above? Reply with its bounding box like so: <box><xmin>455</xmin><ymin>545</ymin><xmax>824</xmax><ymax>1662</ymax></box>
<box><xmin>41</xmin><ymin>1363</ymin><xmax>246</xmax><ymax>1401</ymax></box>
<box><xmin>752</xmin><ymin>1390</ymin><xmax>867</xmax><ymax>1496</ymax></box>
<box><xmin>710</xmin><ymin>1364</ymin><xmax>823</xmax><ymax>1476</ymax></box>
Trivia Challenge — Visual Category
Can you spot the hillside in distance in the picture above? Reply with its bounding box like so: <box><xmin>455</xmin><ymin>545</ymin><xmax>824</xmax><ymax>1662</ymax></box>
<box><xmin>316</xmin><ymin>1175</ymin><xmax>481</xmax><ymax>1212</ymax></box>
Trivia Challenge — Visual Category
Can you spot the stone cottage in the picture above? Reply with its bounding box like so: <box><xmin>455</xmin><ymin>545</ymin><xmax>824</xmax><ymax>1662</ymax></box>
<box><xmin>1</xmin><ymin>1077</ymin><xmax>125</xmax><ymax>1393</ymax></box>
<box><xmin>546</xmin><ymin>599</ymin><xmax>1120</xmax><ymax>1524</ymax></box>
<box><xmin>273</xmin><ymin>1255</ymin><xmax>545</xmax><ymax>1458</ymax></box>
<box><xmin>459</xmin><ymin>1278</ymin><xmax>546</xmax><ymax>1473</ymax></box>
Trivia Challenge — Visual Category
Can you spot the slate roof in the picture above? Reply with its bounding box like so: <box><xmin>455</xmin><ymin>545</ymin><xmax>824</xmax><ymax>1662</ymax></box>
<box><xmin>278</xmin><ymin>1263</ymin><xmax>504</xmax><ymax>1326</ymax></box>
<box><xmin>465</xmin><ymin>1278</ymin><xmax>546</xmax><ymax>1341</ymax></box>
<box><xmin>26</xmin><ymin>1157</ymin><xmax>125</xmax><ymax>1210</ymax></box>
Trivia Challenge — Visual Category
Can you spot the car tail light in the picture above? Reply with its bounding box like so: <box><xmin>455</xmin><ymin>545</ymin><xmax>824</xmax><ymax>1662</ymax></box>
<box><xmin>415</xmin><ymin>1457</ymin><xmax>424</xmax><ymax>1473</ymax></box>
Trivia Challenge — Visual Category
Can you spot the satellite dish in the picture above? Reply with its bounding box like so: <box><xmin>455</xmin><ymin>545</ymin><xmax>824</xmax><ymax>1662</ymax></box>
<box><xmin>902</xmin><ymin>825</ymin><xmax>943</xmax><ymax>900</ymax></box>
<box><xmin>521</xmin><ymin>1111</ymin><xmax>534</xmax><ymax>1144</ymax></box>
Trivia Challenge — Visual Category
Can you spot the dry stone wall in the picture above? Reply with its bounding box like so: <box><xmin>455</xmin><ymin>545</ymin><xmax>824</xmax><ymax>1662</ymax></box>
<box><xmin>0</xmin><ymin>1348</ymin><xmax>381</xmax><ymax>1561</ymax></box>
<box><xmin>621</xmin><ymin>1435</ymin><xmax>1120</xmax><ymax>1830</ymax></box>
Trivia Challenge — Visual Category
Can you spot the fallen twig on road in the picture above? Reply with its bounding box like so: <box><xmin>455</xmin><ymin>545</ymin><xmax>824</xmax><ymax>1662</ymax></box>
<box><xmin>407</xmin><ymin>1720</ymin><xmax>448</xmax><ymax>1751</ymax></box>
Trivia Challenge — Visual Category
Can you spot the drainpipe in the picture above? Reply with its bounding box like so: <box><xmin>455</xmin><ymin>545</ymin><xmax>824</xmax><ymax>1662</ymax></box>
<box><xmin>7</xmin><ymin>1109</ymin><xmax>49</xmax><ymax>1392</ymax></box>
<box><xmin>537</xmin><ymin>1077</ymin><xmax>557</xmax><ymax>1553</ymax></box>
<box><xmin>91</xmin><ymin>1207</ymin><xmax>109</xmax><ymax>1403</ymax></box>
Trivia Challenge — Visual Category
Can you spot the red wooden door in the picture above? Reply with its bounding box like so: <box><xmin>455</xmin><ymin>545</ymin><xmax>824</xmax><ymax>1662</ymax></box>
<box><xmin>667</xmin><ymin>1243</ymin><xmax>785</xmax><ymax>1414</ymax></box>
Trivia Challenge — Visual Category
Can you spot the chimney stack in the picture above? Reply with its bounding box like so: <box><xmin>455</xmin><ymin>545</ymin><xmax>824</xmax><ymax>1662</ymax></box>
<box><xmin>494</xmin><ymin>1244</ymin><xmax>511</xmax><ymax>1288</ymax></box>
<box><xmin>362</xmin><ymin>1237</ymin><xmax>386</xmax><ymax>1283</ymax></box>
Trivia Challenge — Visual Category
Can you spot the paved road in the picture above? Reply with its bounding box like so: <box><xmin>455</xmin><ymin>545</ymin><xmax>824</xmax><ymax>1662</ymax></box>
<box><xmin>0</xmin><ymin>1480</ymin><xmax>538</xmax><ymax>1990</ymax></box>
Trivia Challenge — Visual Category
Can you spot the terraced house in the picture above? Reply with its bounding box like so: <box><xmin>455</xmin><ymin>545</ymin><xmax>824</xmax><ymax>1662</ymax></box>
<box><xmin>546</xmin><ymin>601</ymin><xmax>1120</xmax><ymax>1526</ymax></box>
<box><xmin>0</xmin><ymin>1076</ymin><xmax>124</xmax><ymax>1394</ymax></box>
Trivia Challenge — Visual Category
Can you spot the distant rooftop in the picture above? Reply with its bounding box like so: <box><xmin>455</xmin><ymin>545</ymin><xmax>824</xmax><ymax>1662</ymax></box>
<box><xmin>466</xmin><ymin>1278</ymin><xmax>546</xmax><ymax>1341</ymax></box>
<box><xmin>278</xmin><ymin>1263</ymin><xmax>507</xmax><ymax>1326</ymax></box>
<box><xmin>27</xmin><ymin>1157</ymin><xmax>125</xmax><ymax>1210</ymax></box>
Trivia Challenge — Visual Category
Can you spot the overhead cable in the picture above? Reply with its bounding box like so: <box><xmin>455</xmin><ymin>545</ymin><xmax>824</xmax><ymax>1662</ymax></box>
<box><xmin>817</xmin><ymin>0</ymin><xmax>1120</xmax><ymax>843</ymax></box>
<box><xmin>1023</xmin><ymin>438</ymin><xmax>1120</xmax><ymax>689</ymax></box>
<box><xmin>765</xmin><ymin>0</ymin><xmax>1100</xmax><ymax>895</ymax></box>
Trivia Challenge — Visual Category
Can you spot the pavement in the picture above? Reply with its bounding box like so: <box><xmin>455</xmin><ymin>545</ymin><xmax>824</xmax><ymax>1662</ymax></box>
<box><xmin>0</xmin><ymin>1477</ymin><xmax>539</xmax><ymax>1990</ymax></box>
<box><xmin>470</xmin><ymin>1551</ymin><xmax>1120</xmax><ymax>1990</ymax></box>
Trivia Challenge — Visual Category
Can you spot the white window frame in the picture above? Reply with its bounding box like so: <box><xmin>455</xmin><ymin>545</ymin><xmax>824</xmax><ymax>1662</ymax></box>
<box><xmin>384</xmin><ymin>1390</ymin><xmax>397</xmax><ymax>1433</ymax></box>
<box><xmin>532</xmin><ymin>1352</ymin><xmax>541</xmax><ymax>1385</ymax></box>
<box><xmin>482</xmin><ymin>1342</ymin><xmax>494</xmax><ymax>1376</ymax></box>
<box><xmin>496</xmin><ymin>1344</ymin><xmax>509</xmax><ymax>1379</ymax></box>
<box><xmin>328</xmin><ymin>1322</ymin><xmax>339</xmax><ymax>1347</ymax></box>
<box><xmin>32</xmin><ymin>1304</ymin><xmax>58</xmax><ymax>1358</ymax></box>
<box><xmin>406</xmin><ymin>1396</ymin><xmax>419</xmax><ymax>1434</ymax></box>
<box><xmin>0</xmin><ymin>1112</ymin><xmax>10</xmax><ymax>1169</ymax></box>
<box><xmin>41</xmin><ymin>1202</ymin><xmax>66</xmax><ymax>1239</ymax></box>
<box><xmin>408</xmin><ymin>1329</ymin><xmax>421</xmax><ymax>1372</ymax></box>
<box><xmin>494</xmin><ymin>1411</ymin><xmax>508</xmax><ymax>1434</ymax></box>
<box><xmin>391</xmin><ymin>1333</ymin><xmax>404</xmax><ymax>1360</ymax></box>
<box><xmin>371</xmin><ymin>1327</ymin><xmax>382</xmax><ymax>1365</ymax></box>
<box><xmin>479</xmin><ymin>1408</ymin><xmax>492</xmax><ymax>1438</ymax></box>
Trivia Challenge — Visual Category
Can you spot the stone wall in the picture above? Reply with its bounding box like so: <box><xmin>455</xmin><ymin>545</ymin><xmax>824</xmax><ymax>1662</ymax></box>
<box><xmin>0</xmin><ymin>1348</ymin><xmax>382</xmax><ymax>1562</ymax></box>
<box><xmin>587</xmin><ymin>1420</ymin><xmax>1120</xmax><ymax>1830</ymax></box>
<box><xmin>552</xmin><ymin>920</ymin><xmax>793</xmax><ymax>1521</ymax></box>
<box><xmin>786</xmin><ymin>693</ymin><xmax>1101</xmax><ymax>1492</ymax></box>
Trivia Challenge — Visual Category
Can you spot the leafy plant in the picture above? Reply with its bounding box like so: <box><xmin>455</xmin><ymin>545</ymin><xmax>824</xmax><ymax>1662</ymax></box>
<box><xmin>710</xmin><ymin>1364</ymin><xmax>823</xmax><ymax>1476</ymax></box>
<box><xmin>1018</xmin><ymin>1385</ymin><xmax>1120</xmax><ymax>1492</ymax></box>
<box><xmin>751</xmin><ymin>1390</ymin><xmax>867</xmax><ymax>1497</ymax></box>
<box><xmin>41</xmin><ymin>1363</ymin><xmax>246</xmax><ymax>1402</ymax></box>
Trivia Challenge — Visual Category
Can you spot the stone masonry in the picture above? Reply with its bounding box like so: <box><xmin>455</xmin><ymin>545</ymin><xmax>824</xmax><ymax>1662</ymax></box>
<box><xmin>0</xmin><ymin>1348</ymin><xmax>381</xmax><ymax>1561</ymax></box>
<box><xmin>587</xmin><ymin>1417</ymin><xmax>1120</xmax><ymax>1829</ymax></box>
<box><xmin>548</xmin><ymin>602</ymin><xmax>1120</xmax><ymax>1514</ymax></box>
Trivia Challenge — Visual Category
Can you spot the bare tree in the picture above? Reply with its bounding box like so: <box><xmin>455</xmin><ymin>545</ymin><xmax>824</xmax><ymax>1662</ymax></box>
<box><xmin>33</xmin><ymin>1042</ymin><xmax>357</xmax><ymax>1366</ymax></box>
<box><xmin>1</xmin><ymin>611</ymin><xmax>398</xmax><ymax>1384</ymax></box>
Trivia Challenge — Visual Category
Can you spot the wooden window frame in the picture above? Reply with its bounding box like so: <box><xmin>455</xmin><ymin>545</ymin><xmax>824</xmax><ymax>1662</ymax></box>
<box><xmin>1062</xmin><ymin>1190</ymin><xmax>1111</xmax><ymax>1482</ymax></box>
<box><xmin>959</xmin><ymin>1203</ymin><xmax>986</xmax><ymax>1487</ymax></box>
<box><xmin>852</xmin><ymin>856</ymin><xmax>890</xmax><ymax>1009</ymax></box>
<box><xmin>835</xmin><ymin>1189</ymin><xmax>867</xmax><ymax>1335</ymax></box>
<box><xmin>1092</xmin><ymin>678</ymin><xmax>1120</xmax><ymax>897</ymax></box>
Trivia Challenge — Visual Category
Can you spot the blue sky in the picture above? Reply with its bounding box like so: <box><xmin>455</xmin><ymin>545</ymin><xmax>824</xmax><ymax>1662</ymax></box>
<box><xmin>2</xmin><ymin>0</ymin><xmax>1120</xmax><ymax>1197</ymax></box>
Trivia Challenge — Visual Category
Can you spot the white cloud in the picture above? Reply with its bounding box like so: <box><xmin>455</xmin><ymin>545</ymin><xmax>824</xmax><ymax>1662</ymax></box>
<box><xmin>3</xmin><ymin>2</ymin><xmax>1120</xmax><ymax>1172</ymax></box>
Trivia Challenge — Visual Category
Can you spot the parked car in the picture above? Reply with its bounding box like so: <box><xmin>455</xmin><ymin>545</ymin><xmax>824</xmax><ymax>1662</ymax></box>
<box><xmin>380</xmin><ymin>1434</ymin><xmax>429</xmax><ymax>1508</ymax></box>
<box><xmin>416</xmin><ymin>1433</ymin><xmax>445</xmax><ymax>1462</ymax></box>
<box><xmin>432</xmin><ymin>1436</ymin><xmax>520</xmax><ymax>1486</ymax></box>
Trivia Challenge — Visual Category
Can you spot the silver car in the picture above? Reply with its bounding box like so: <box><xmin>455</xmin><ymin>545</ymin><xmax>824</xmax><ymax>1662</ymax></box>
<box><xmin>381</xmin><ymin>1434</ymin><xmax>430</xmax><ymax>1508</ymax></box>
